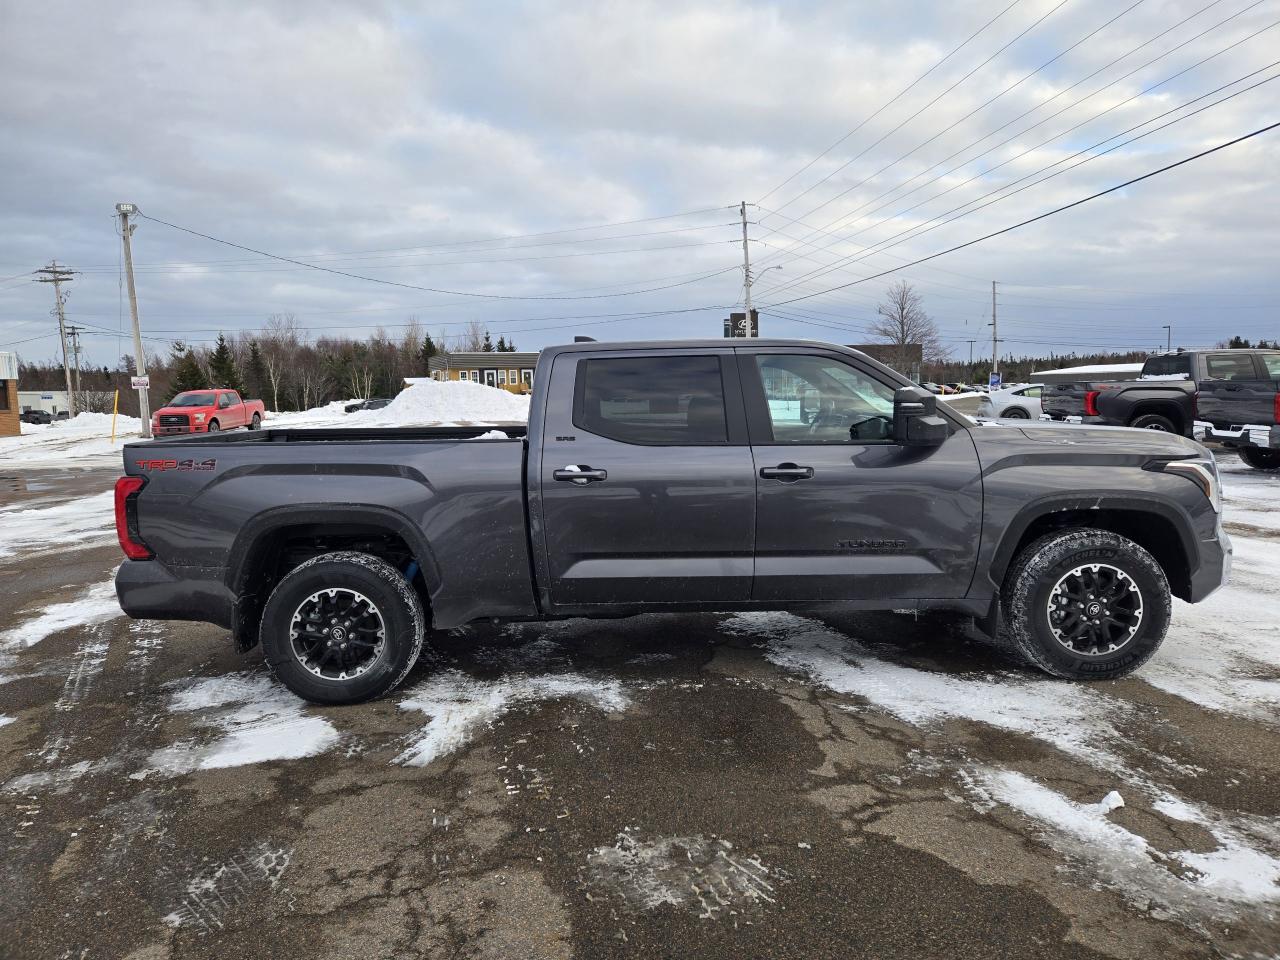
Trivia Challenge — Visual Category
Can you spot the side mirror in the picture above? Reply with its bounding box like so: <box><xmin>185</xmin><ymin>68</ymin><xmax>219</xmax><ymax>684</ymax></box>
<box><xmin>893</xmin><ymin>386</ymin><xmax>949</xmax><ymax>447</ymax></box>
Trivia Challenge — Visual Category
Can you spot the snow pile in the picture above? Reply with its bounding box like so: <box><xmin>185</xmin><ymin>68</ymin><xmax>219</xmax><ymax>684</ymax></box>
<box><xmin>265</xmin><ymin>400</ymin><xmax>353</xmax><ymax>428</ymax></box>
<box><xmin>0</xmin><ymin>411</ymin><xmax>142</xmax><ymax>467</ymax></box>
<box><xmin>351</xmin><ymin>379</ymin><xmax>530</xmax><ymax>427</ymax></box>
<box><xmin>1</xmin><ymin>579</ymin><xmax>122</xmax><ymax>650</ymax></box>
<box><xmin>0</xmin><ymin>491</ymin><xmax>116</xmax><ymax>561</ymax></box>
<box><xmin>395</xmin><ymin>669</ymin><xmax>627</xmax><ymax>767</ymax></box>
<box><xmin>137</xmin><ymin>672</ymin><xmax>340</xmax><ymax>777</ymax></box>
<box><xmin>1139</xmin><ymin>373</ymin><xmax>1191</xmax><ymax>381</ymax></box>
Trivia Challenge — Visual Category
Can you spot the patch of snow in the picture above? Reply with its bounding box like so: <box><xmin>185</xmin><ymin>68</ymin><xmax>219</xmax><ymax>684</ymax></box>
<box><xmin>0</xmin><ymin>411</ymin><xmax>141</xmax><ymax>467</ymax></box>
<box><xmin>979</xmin><ymin>768</ymin><xmax>1280</xmax><ymax>916</ymax></box>
<box><xmin>722</xmin><ymin>610</ymin><xmax>1137</xmax><ymax>776</ymax></box>
<box><xmin>0</xmin><ymin>490</ymin><xmax>116</xmax><ymax>561</ymax></box>
<box><xmin>1138</xmin><ymin>373</ymin><xmax>1191</xmax><ymax>381</ymax></box>
<box><xmin>395</xmin><ymin>669</ymin><xmax>627</xmax><ymax>767</ymax></box>
<box><xmin>583</xmin><ymin>833</ymin><xmax>776</xmax><ymax>919</ymax></box>
<box><xmin>137</xmin><ymin>673</ymin><xmax>339</xmax><ymax>776</ymax></box>
<box><xmin>0</xmin><ymin>715</ymin><xmax>14</xmax><ymax>728</ymax></box>
<box><xmin>1095</xmin><ymin>790</ymin><xmax>1126</xmax><ymax>814</ymax></box>
<box><xmin>0</xmin><ymin>579</ymin><xmax>122</xmax><ymax>650</ymax></box>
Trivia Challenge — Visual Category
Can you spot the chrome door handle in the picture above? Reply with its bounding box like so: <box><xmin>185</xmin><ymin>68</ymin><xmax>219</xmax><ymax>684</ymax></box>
<box><xmin>553</xmin><ymin>465</ymin><xmax>607</xmax><ymax>484</ymax></box>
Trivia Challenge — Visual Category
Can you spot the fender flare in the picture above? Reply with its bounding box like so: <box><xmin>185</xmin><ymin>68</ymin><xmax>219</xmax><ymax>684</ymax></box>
<box><xmin>986</xmin><ymin>492</ymin><xmax>1199</xmax><ymax>589</ymax></box>
<box><xmin>226</xmin><ymin>503</ymin><xmax>443</xmax><ymax>600</ymax></box>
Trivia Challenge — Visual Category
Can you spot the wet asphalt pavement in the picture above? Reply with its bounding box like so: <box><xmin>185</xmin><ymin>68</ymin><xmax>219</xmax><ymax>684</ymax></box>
<box><xmin>1</xmin><ymin>467</ymin><xmax>1277</xmax><ymax>960</ymax></box>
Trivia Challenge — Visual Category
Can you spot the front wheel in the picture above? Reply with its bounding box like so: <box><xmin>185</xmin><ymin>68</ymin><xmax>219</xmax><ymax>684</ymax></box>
<box><xmin>260</xmin><ymin>551</ymin><xmax>426</xmax><ymax>704</ymax></box>
<box><xmin>1239</xmin><ymin>447</ymin><xmax>1280</xmax><ymax>470</ymax></box>
<box><xmin>1000</xmin><ymin>529</ymin><xmax>1170</xmax><ymax>680</ymax></box>
<box><xmin>207</xmin><ymin>419</ymin><xmax>220</xmax><ymax>432</ymax></box>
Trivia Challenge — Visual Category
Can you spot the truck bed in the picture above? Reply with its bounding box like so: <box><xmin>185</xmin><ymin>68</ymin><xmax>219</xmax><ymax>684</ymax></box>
<box><xmin>137</xmin><ymin>424</ymin><xmax>529</xmax><ymax>447</ymax></box>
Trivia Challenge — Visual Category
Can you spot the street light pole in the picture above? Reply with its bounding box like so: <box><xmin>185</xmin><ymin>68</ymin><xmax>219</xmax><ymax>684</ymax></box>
<box><xmin>1162</xmin><ymin>324</ymin><xmax>1172</xmax><ymax>351</ymax></box>
<box><xmin>117</xmin><ymin>204</ymin><xmax>151</xmax><ymax>437</ymax></box>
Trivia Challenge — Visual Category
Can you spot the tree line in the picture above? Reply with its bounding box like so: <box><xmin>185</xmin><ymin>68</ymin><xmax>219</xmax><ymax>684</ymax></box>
<box><xmin>16</xmin><ymin>316</ymin><xmax>520</xmax><ymax>417</ymax></box>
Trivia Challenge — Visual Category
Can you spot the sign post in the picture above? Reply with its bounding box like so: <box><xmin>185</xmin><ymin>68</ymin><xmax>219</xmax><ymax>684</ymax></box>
<box><xmin>111</xmin><ymin>389</ymin><xmax>119</xmax><ymax>444</ymax></box>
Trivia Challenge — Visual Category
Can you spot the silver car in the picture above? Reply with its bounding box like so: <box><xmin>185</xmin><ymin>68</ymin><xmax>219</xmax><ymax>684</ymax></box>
<box><xmin>977</xmin><ymin>384</ymin><xmax>1043</xmax><ymax>420</ymax></box>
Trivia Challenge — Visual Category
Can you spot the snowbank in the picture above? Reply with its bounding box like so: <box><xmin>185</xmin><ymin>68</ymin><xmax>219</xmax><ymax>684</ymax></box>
<box><xmin>0</xmin><ymin>411</ymin><xmax>143</xmax><ymax>467</ymax></box>
<box><xmin>349</xmin><ymin>379</ymin><xmax>529</xmax><ymax>427</ymax></box>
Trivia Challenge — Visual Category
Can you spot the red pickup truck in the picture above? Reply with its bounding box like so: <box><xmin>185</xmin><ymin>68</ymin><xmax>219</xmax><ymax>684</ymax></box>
<box><xmin>152</xmin><ymin>390</ymin><xmax>266</xmax><ymax>435</ymax></box>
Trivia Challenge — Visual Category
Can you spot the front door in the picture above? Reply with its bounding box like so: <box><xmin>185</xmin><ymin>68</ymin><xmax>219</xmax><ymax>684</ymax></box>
<box><xmin>1197</xmin><ymin>352</ymin><xmax>1278</xmax><ymax>428</ymax></box>
<box><xmin>485</xmin><ymin>369</ymin><xmax>497</xmax><ymax>388</ymax></box>
<box><xmin>538</xmin><ymin>351</ymin><xmax>755</xmax><ymax>606</ymax></box>
<box><xmin>740</xmin><ymin>349</ymin><xmax>982</xmax><ymax>601</ymax></box>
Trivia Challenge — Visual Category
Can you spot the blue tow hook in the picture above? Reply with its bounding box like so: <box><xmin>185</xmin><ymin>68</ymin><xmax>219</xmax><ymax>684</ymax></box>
<box><xmin>404</xmin><ymin>560</ymin><xmax>419</xmax><ymax>583</ymax></box>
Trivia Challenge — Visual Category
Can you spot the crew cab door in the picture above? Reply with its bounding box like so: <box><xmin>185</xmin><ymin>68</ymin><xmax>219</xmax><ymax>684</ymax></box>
<box><xmin>535</xmin><ymin>349</ymin><xmax>755</xmax><ymax>606</ymax></box>
<box><xmin>1196</xmin><ymin>353</ymin><xmax>1279</xmax><ymax>428</ymax></box>
<box><xmin>738</xmin><ymin>348</ymin><xmax>982</xmax><ymax>601</ymax></box>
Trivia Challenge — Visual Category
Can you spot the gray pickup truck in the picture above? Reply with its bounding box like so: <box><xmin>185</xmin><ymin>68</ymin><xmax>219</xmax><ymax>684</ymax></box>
<box><xmin>114</xmin><ymin>339</ymin><xmax>1231</xmax><ymax>703</ymax></box>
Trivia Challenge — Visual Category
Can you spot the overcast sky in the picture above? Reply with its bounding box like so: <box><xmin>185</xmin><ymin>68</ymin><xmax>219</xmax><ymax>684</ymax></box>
<box><xmin>2</xmin><ymin>0</ymin><xmax>1278</xmax><ymax>368</ymax></box>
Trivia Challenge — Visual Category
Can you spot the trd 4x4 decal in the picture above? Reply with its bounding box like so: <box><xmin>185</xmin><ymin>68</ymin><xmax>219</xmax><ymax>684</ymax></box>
<box><xmin>134</xmin><ymin>458</ymin><xmax>217</xmax><ymax>472</ymax></box>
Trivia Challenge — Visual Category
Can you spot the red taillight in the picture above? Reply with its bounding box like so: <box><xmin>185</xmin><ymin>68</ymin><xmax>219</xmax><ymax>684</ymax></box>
<box><xmin>1274</xmin><ymin>391</ymin><xmax>1280</xmax><ymax>425</ymax></box>
<box><xmin>114</xmin><ymin>476</ymin><xmax>153</xmax><ymax>560</ymax></box>
<box><xmin>1084</xmin><ymin>390</ymin><xmax>1100</xmax><ymax>417</ymax></box>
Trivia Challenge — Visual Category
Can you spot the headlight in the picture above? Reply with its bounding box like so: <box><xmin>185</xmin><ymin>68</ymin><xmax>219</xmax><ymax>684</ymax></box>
<box><xmin>194</xmin><ymin>413</ymin><xmax>205</xmax><ymax>422</ymax></box>
<box><xmin>1162</xmin><ymin>458</ymin><xmax>1221</xmax><ymax>513</ymax></box>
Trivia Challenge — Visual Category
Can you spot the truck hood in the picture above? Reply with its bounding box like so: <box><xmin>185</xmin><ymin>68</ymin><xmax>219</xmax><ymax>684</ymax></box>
<box><xmin>971</xmin><ymin>418</ymin><xmax>1207</xmax><ymax>460</ymax></box>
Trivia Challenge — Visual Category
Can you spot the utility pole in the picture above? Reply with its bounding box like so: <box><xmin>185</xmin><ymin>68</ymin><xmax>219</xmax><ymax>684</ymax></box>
<box><xmin>740</xmin><ymin>201</ymin><xmax>755</xmax><ymax>337</ymax></box>
<box><xmin>34</xmin><ymin>262</ymin><xmax>78</xmax><ymax>417</ymax></box>
<box><xmin>965</xmin><ymin>339</ymin><xmax>977</xmax><ymax>380</ymax></box>
<box><xmin>991</xmin><ymin>281</ymin><xmax>998</xmax><ymax>378</ymax></box>
<box><xmin>117</xmin><ymin>203</ymin><xmax>151</xmax><ymax>437</ymax></box>
<box><xmin>66</xmin><ymin>325</ymin><xmax>85</xmax><ymax>396</ymax></box>
<box><xmin>1162</xmin><ymin>324</ymin><xmax>1172</xmax><ymax>351</ymax></box>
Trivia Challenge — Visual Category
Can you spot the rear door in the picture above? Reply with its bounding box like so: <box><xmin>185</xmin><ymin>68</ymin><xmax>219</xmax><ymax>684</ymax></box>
<box><xmin>537</xmin><ymin>349</ymin><xmax>755</xmax><ymax>606</ymax></box>
<box><xmin>739</xmin><ymin>347</ymin><xmax>982</xmax><ymax>601</ymax></box>
<box><xmin>1197</xmin><ymin>353</ymin><xmax>1277</xmax><ymax>428</ymax></box>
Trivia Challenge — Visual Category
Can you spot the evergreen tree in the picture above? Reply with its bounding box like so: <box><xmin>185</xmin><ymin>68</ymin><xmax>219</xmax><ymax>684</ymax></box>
<box><xmin>418</xmin><ymin>334</ymin><xmax>438</xmax><ymax>372</ymax></box>
<box><xmin>245</xmin><ymin>341</ymin><xmax>268</xmax><ymax>400</ymax></box>
<box><xmin>207</xmin><ymin>334</ymin><xmax>245</xmax><ymax>392</ymax></box>
<box><xmin>481</xmin><ymin>330</ymin><xmax>494</xmax><ymax>352</ymax></box>
<box><xmin>504</xmin><ymin>337</ymin><xmax>517</xmax><ymax>352</ymax></box>
<box><xmin>496</xmin><ymin>335</ymin><xmax>508</xmax><ymax>352</ymax></box>
<box><xmin>169</xmin><ymin>345</ymin><xmax>207</xmax><ymax>397</ymax></box>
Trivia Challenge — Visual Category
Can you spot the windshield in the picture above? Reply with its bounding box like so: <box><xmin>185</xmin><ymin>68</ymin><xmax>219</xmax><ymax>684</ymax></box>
<box><xmin>167</xmin><ymin>392</ymin><xmax>216</xmax><ymax>407</ymax></box>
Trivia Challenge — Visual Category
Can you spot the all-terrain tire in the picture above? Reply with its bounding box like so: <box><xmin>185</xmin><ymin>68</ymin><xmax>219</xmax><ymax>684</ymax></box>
<box><xmin>1129</xmin><ymin>413</ymin><xmax>1176</xmax><ymax>433</ymax></box>
<box><xmin>1239</xmin><ymin>447</ymin><xmax>1280</xmax><ymax>470</ymax></box>
<box><xmin>260</xmin><ymin>551</ymin><xmax>426</xmax><ymax>704</ymax></box>
<box><xmin>1000</xmin><ymin>528</ymin><xmax>1170</xmax><ymax>680</ymax></box>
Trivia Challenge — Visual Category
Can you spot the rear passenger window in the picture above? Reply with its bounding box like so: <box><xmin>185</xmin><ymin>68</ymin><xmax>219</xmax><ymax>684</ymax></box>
<box><xmin>1205</xmin><ymin>355</ymin><xmax>1258</xmax><ymax>381</ymax></box>
<box><xmin>1143</xmin><ymin>354</ymin><xmax>1191</xmax><ymax>378</ymax></box>
<box><xmin>575</xmin><ymin>356</ymin><xmax>728</xmax><ymax>445</ymax></box>
<box><xmin>1261</xmin><ymin>355</ymin><xmax>1280</xmax><ymax>379</ymax></box>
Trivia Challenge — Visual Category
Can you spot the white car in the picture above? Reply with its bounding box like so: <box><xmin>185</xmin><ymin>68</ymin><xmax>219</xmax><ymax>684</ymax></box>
<box><xmin>976</xmin><ymin>384</ymin><xmax>1043</xmax><ymax>420</ymax></box>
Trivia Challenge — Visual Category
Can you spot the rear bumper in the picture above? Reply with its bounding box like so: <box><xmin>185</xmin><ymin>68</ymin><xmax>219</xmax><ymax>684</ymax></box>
<box><xmin>1194</xmin><ymin>420</ymin><xmax>1280</xmax><ymax>450</ymax></box>
<box><xmin>115</xmin><ymin>559</ymin><xmax>234</xmax><ymax>628</ymax></box>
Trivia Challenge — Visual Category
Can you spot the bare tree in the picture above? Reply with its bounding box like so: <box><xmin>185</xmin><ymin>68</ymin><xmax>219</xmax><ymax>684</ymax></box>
<box><xmin>870</xmin><ymin>281</ymin><xmax>948</xmax><ymax>371</ymax></box>
<box><xmin>458</xmin><ymin>319</ymin><xmax>487</xmax><ymax>352</ymax></box>
<box><xmin>260</xmin><ymin>313</ymin><xmax>299</xmax><ymax>411</ymax></box>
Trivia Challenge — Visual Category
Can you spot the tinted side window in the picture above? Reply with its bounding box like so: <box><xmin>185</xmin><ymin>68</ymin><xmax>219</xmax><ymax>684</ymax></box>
<box><xmin>1143</xmin><ymin>354</ymin><xmax>1191</xmax><ymax>377</ymax></box>
<box><xmin>1205</xmin><ymin>355</ymin><xmax>1258</xmax><ymax>381</ymax></box>
<box><xmin>755</xmin><ymin>354</ymin><xmax>896</xmax><ymax>443</ymax></box>
<box><xmin>575</xmin><ymin>356</ymin><xmax>728</xmax><ymax>445</ymax></box>
<box><xmin>1020</xmin><ymin>386</ymin><xmax>1042</xmax><ymax>398</ymax></box>
<box><xmin>1262</xmin><ymin>355</ymin><xmax>1280</xmax><ymax>379</ymax></box>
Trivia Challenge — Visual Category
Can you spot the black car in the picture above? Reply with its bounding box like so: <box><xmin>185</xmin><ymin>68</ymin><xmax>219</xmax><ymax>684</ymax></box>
<box><xmin>344</xmin><ymin>398</ymin><xmax>393</xmax><ymax>414</ymax></box>
<box><xmin>20</xmin><ymin>410</ymin><xmax>53</xmax><ymax>425</ymax></box>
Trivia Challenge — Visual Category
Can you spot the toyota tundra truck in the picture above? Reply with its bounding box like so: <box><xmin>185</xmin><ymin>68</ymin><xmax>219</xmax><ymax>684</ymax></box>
<box><xmin>114</xmin><ymin>339</ymin><xmax>1231</xmax><ymax>704</ymax></box>
<box><xmin>152</xmin><ymin>389</ymin><xmax>265</xmax><ymax>435</ymax></box>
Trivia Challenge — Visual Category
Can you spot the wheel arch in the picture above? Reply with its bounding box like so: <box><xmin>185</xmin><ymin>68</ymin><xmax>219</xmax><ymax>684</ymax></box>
<box><xmin>226</xmin><ymin>505</ymin><xmax>442</xmax><ymax>649</ymax></box>
<box><xmin>990</xmin><ymin>496</ymin><xmax>1195</xmax><ymax>602</ymax></box>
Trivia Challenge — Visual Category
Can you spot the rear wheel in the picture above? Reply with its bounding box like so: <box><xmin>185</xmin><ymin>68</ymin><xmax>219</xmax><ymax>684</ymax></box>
<box><xmin>1000</xmin><ymin>528</ymin><xmax>1170</xmax><ymax>680</ymax></box>
<box><xmin>1239</xmin><ymin>447</ymin><xmax>1280</xmax><ymax>470</ymax></box>
<box><xmin>260</xmin><ymin>551</ymin><xmax>426</xmax><ymax>704</ymax></box>
<box><xmin>1001</xmin><ymin>407</ymin><xmax>1029</xmax><ymax>419</ymax></box>
<box><xmin>1129</xmin><ymin>413</ymin><xmax>1176</xmax><ymax>433</ymax></box>
<box><xmin>249</xmin><ymin>412</ymin><xmax>262</xmax><ymax>430</ymax></box>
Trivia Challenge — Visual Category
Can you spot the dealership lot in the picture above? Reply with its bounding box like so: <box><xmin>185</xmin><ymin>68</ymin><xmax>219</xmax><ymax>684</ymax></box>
<box><xmin>1</xmin><ymin>460</ymin><xmax>1277</xmax><ymax>959</ymax></box>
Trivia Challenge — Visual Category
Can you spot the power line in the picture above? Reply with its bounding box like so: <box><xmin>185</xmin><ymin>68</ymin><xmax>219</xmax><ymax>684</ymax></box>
<box><xmin>135</xmin><ymin>211</ymin><xmax>742</xmax><ymax>302</ymax></box>
<box><xmin>750</xmin><ymin>0</ymin><xmax>1266</xmax><ymax>280</ymax></box>
<box><xmin>762</xmin><ymin>119</ymin><xmax>1280</xmax><ymax>309</ymax></box>
<box><xmin>755</xmin><ymin>0</ymin><xmax>1027</xmax><ymax>204</ymax></box>
<box><xmin>756</xmin><ymin>60</ymin><xmax>1280</xmax><ymax>302</ymax></box>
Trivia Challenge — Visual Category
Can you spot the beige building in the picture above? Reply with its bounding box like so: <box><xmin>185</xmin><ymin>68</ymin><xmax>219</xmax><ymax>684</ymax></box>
<box><xmin>0</xmin><ymin>353</ymin><xmax>19</xmax><ymax>437</ymax></box>
<box><xmin>425</xmin><ymin>351</ymin><xmax>540</xmax><ymax>394</ymax></box>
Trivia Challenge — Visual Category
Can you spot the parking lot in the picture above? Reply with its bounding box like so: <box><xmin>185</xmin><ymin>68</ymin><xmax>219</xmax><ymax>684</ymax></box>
<box><xmin>1</xmin><ymin>459</ymin><xmax>1278</xmax><ymax>960</ymax></box>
